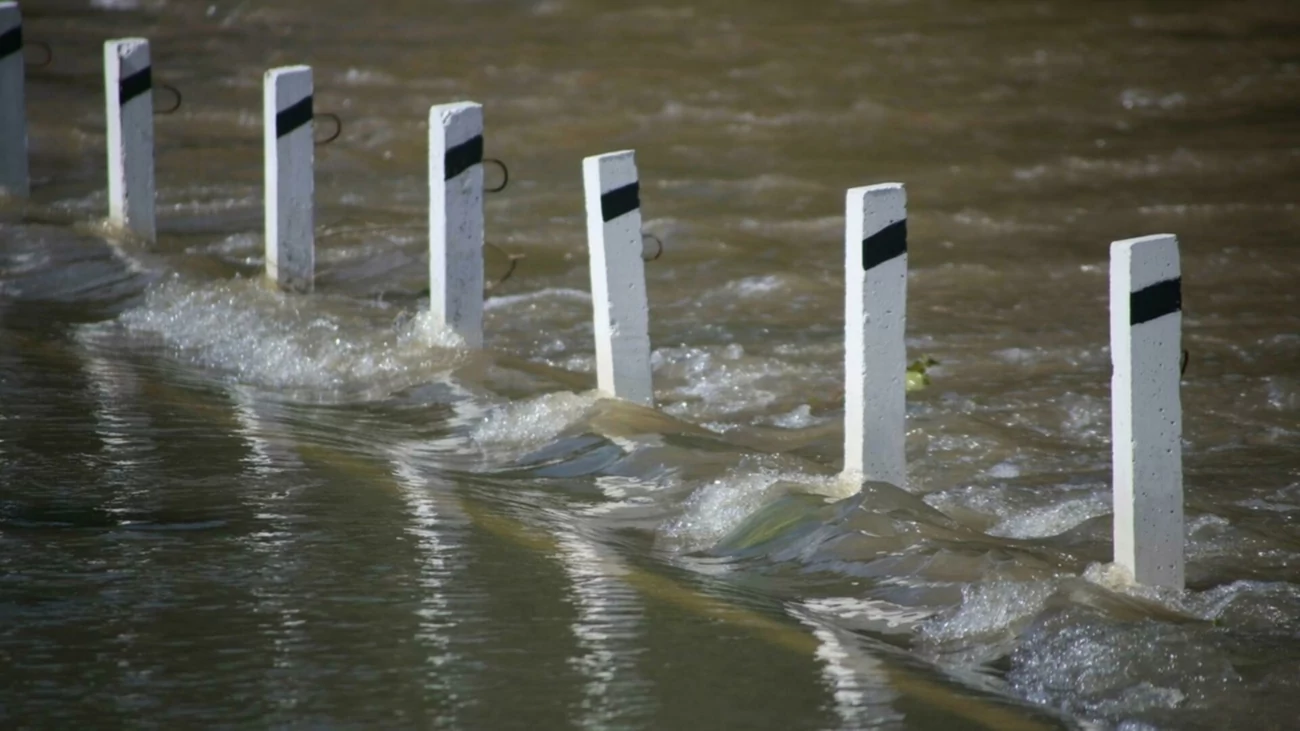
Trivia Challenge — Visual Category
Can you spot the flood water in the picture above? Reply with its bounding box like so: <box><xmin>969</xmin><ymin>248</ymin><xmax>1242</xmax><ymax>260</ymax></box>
<box><xmin>3</xmin><ymin>0</ymin><xmax>1300</xmax><ymax>728</ymax></box>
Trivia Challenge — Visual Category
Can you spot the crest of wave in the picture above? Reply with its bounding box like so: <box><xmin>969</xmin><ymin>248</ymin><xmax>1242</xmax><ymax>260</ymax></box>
<box><xmin>96</xmin><ymin>276</ymin><xmax>466</xmax><ymax>400</ymax></box>
<box><xmin>470</xmin><ymin>390</ymin><xmax>604</xmax><ymax>450</ymax></box>
<box><xmin>658</xmin><ymin>456</ymin><xmax>846</xmax><ymax>553</ymax></box>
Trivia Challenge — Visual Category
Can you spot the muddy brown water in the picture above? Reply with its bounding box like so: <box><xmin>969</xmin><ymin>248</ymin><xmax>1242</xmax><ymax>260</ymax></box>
<box><xmin>3</xmin><ymin>0</ymin><xmax>1300</xmax><ymax>728</ymax></box>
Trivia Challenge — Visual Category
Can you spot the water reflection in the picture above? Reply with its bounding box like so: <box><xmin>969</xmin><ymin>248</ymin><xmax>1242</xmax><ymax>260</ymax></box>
<box><xmin>551</xmin><ymin>515</ymin><xmax>651</xmax><ymax>729</ymax></box>
<box><xmin>387</xmin><ymin>439</ymin><xmax>469</xmax><ymax>716</ymax></box>
<box><xmin>792</xmin><ymin>604</ymin><xmax>902</xmax><ymax>730</ymax></box>
<box><xmin>226</xmin><ymin>386</ymin><xmax>310</xmax><ymax>716</ymax></box>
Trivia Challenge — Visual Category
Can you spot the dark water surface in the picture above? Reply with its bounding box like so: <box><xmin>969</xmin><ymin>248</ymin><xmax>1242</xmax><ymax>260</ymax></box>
<box><xmin>3</xmin><ymin>0</ymin><xmax>1300</xmax><ymax>728</ymax></box>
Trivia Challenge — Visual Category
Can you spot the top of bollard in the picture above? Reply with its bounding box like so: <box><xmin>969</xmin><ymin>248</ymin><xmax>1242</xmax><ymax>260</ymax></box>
<box><xmin>105</xmin><ymin>37</ymin><xmax>149</xmax><ymax>50</ymax></box>
<box><xmin>1111</xmin><ymin>233</ymin><xmax>1178</xmax><ymax>255</ymax></box>
<box><xmin>430</xmin><ymin>102</ymin><xmax>483</xmax><ymax>151</ymax></box>
<box><xmin>1111</xmin><ymin>234</ymin><xmax>1179</xmax><ymax>291</ymax></box>
<box><xmin>430</xmin><ymin>100</ymin><xmax>482</xmax><ymax>118</ymax></box>
<box><xmin>583</xmin><ymin>151</ymin><xmax>637</xmax><ymax>195</ymax></box>
<box><xmin>265</xmin><ymin>64</ymin><xmax>313</xmax><ymax>80</ymax></box>
<box><xmin>584</xmin><ymin>149</ymin><xmax>635</xmax><ymax>164</ymax></box>
<box><xmin>848</xmin><ymin>181</ymin><xmax>905</xmax><ymax>197</ymax></box>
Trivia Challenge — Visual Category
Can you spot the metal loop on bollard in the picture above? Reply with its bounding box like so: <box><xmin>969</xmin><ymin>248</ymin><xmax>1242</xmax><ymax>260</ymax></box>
<box><xmin>154</xmin><ymin>83</ymin><xmax>182</xmax><ymax>114</ymax></box>
<box><xmin>315</xmin><ymin>112</ymin><xmax>342</xmax><ymax>146</ymax></box>
<box><xmin>27</xmin><ymin>40</ymin><xmax>53</xmax><ymax>69</ymax></box>
<box><xmin>641</xmin><ymin>232</ymin><xmax>664</xmax><ymax>262</ymax></box>
<box><xmin>484</xmin><ymin>158</ymin><xmax>509</xmax><ymax>193</ymax></box>
<box><xmin>484</xmin><ymin>241</ymin><xmax>524</xmax><ymax>291</ymax></box>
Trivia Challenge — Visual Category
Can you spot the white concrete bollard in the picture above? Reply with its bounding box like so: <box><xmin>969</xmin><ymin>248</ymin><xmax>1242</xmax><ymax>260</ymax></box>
<box><xmin>842</xmin><ymin>183</ymin><xmax>908</xmax><ymax>487</ymax></box>
<box><xmin>582</xmin><ymin>150</ymin><xmax>653</xmax><ymax>407</ymax></box>
<box><xmin>263</xmin><ymin>65</ymin><xmax>314</xmax><ymax>293</ymax></box>
<box><xmin>0</xmin><ymin>2</ymin><xmax>28</xmax><ymax>197</ymax></box>
<box><xmin>428</xmin><ymin>102</ymin><xmax>485</xmax><ymax>348</ymax></box>
<box><xmin>1110</xmin><ymin>233</ymin><xmax>1184</xmax><ymax>589</ymax></box>
<box><xmin>104</xmin><ymin>38</ymin><xmax>156</xmax><ymax>241</ymax></box>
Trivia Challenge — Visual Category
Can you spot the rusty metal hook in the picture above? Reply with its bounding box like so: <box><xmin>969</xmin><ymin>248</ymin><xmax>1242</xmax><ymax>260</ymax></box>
<box><xmin>1180</xmin><ymin>349</ymin><xmax>1189</xmax><ymax>376</ymax></box>
<box><xmin>154</xmin><ymin>83</ymin><xmax>182</xmax><ymax>114</ymax></box>
<box><xmin>484</xmin><ymin>158</ymin><xmax>509</xmax><ymax>193</ymax></box>
<box><xmin>26</xmin><ymin>40</ymin><xmax>53</xmax><ymax>69</ymax></box>
<box><xmin>484</xmin><ymin>241</ymin><xmax>524</xmax><ymax>291</ymax></box>
<box><xmin>641</xmin><ymin>233</ymin><xmax>663</xmax><ymax>262</ymax></box>
<box><xmin>315</xmin><ymin>112</ymin><xmax>342</xmax><ymax>146</ymax></box>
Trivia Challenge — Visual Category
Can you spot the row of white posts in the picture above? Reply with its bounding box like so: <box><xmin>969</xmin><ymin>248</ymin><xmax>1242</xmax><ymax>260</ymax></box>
<box><xmin>0</xmin><ymin>9</ymin><xmax>323</xmax><ymax>291</ymax></box>
<box><xmin>843</xmin><ymin>193</ymin><xmax>1185</xmax><ymax>589</ymax></box>
<box><xmin>0</xmin><ymin>6</ymin><xmax>1186</xmax><ymax>591</ymax></box>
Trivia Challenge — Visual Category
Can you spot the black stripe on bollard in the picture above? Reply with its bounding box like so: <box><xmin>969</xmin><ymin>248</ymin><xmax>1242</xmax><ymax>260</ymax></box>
<box><xmin>1130</xmin><ymin>277</ymin><xmax>1181</xmax><ymax>326</ymax></box>
<box><xmin>119</xmin><ymin>66</ymin><xmax>152</xmax><ymax>105</ymax></box>
<box><xmin>600</xmin><ymin>181</ymin><xmax>639</xmax><ymax>222</ymax></box>
<box><xmin>444</xmin><ymin>134</ymin><xmax>484</xmax><ymax>180</ymax></box>
<box><xmin>275</xmin><ymin>95</ymin><xmax>313</xmax><ymax>138</ymax></box>
<box><xmin>0</xmin><ymin>26</ymin><xmax>20</xmax><ymax>61</ymax></box>
<box><xmin>862</xmin><ymin>219</ymin><xmax>907</xmax><ymax>272</ymax></box>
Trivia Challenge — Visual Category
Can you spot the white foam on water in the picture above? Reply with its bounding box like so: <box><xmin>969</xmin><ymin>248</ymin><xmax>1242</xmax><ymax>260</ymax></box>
<box><xmin>1185</xmin><ymin>579</ymin><xmax>1300</xmax><ymax>631</ymax></box>
<box><xmin>658</xmin><ymin>466</ymin><xmax>784</xmax><ymax>551</ymax></box>
<box><xmin>1119</xmin><ymin>88</ymin><xmax>1188</xmax><ymax>111</ymax></box>
<box><xmin>1180</xmin><ymin>513</ymin><xmax>1300</xmax><ymax>573</ymax></box>
<box><xmin>484</xmin><ymin>287</ymin><xmax>592</xmax><ymax>311</ymax></box>
<box><xmin>1058</xmin><ymin>393</ymin><xmax>1109</xmax><ymax>445</ymax></box>
<box><xmin>769</xmin><ymin>403</ymin><xmax>827</xmax><ymax>429</ymax></box>
<box><xmin>653</xmin><ymin>345</ymin><xmax>825</xmax><ymax>421</ymax></box>
<box><xmin>913</xmin><ymin>573</ymin><xmax>1300</xmax><ymax>723</ymax></box>
<box><xmin>923</xmin><ymin>482</ymin><xmax>1108</xmax><ymax>540</ymax></box>
<box><xmin>90</xmin><ymin>0</ymin><xmax>144</xmax><ymax>9</ymax></box>
<box><xmin>187</xmin><ymin>232</ymin><xmax>262</xmax><ymax>258</ymax></box>
<box><xmin>952</xmin><ymin>210</ymin><xmax>1059</xmax><ymax>234</ymax></box>
<box><xmin>724</xmin><ymin>274</ymin><xmax>788</xmax><ymax>297</ymax></box>
<box><xmin>1007</xmin><ymin>616</ymin><xmax>1205</xmax><ymax>722</ymax></box>
<box><xmin>989</xmin><ymin>495</ymin><xmax>1110</xmax><ymax>539</ymax></box>
<box><xmin>157</xmin><ymin>192</ymin><xmax>260</xmax><ymax>216</ymax></box>
<box><xmin>557</xmin><ymin>353</ymin><xmax>597</xmax><ymax>374</ymax></box>
<box><xmin>986</xmin><ymin>461</ymin><xmax>1021</xmax><ymax>479</ymax></box>
<box><xmin>1080</xmin><ymin>563</ymin><xmax>1191</xmax><ymax>615</ymax></box>
<box><xmin>1117</xmin><ymin>722</ymin><xmax>1164</xmax><ymax>731</ymax></box>
<box><xmin>314</xmin><ymin>234</ymin><xmax>423</xmax><ymax>266</ymax></box>
<box><xmin>920</xmin><ymin>581</ymin><xmax>1057</xmax><ymax>645</ymax></box>
<box><xmin>470</xmin><ymin>390</ymin><xmax>602</xmax><ymax>450</ymax></box>
<box><xmin>658</xmin><ymin>459</ymin><xmax>842</xmax><ymax>552</ymax></box>
<box><xmin>337</xmin><ymin>68</ymin><xmax>398</xmax><ymax>86</ymax></box>
<box><xmin>1015</xmin><ymin>578</ymin><xmax>1300</xmax><ymax>724</ymax></box>
<box><xmin>87</xmin><ymin>277</ymin><xmax>465</xmax><ymax>400</ymax></box>
<box><xmin>1079</xmin><ymin>563</ymin><xmax>1300</xmax><ymax>636</ymax></box>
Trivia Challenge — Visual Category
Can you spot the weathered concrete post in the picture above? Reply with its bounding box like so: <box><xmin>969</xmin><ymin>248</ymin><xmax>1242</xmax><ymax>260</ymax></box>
<box><xmin>428</xmin><ymin>101</ymin><xmax>485</xmax><ymax>347</ymax></box>
<box><xmin>582</xmin><ymin>150</ymin><xmax>653</xmax><ymax>406</ymax></box>
<box><xmin>1111</xmin><ymin>233</ymin><xmax>1184</xmax><ymax>589</ymax></box>
<box><xmin>263</xmin><ymin>65</ymin><xmax>314</xmax><ymax>292</ymax></box>
<box><xmin>843</xmin><ymin>183</ymin><xmax>908</xmax><ymax>487</ymax></box>
<box><xmin>104</xmin><ymin>38</ymin><xmax>156</xmax><ymax>240</ymax></box>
